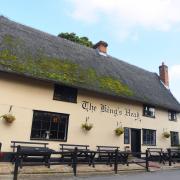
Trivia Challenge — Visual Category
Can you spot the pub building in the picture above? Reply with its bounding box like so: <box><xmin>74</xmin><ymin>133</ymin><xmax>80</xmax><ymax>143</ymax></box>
<box><xmin>0</xmin><ymin>16</ymin><xmax>180</xmax><ymax>154</ymax></box>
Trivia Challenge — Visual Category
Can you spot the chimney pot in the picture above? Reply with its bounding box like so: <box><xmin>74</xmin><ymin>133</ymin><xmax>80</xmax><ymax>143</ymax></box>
<box><xmin>93</xmin><ymin>41</ymin><xmax>108</xmax><ymax>54</ymax></box>
<box><xmin>159</xmin><ymin>62</ymin><xmax>169</xmax><ymax>87</ymax></box>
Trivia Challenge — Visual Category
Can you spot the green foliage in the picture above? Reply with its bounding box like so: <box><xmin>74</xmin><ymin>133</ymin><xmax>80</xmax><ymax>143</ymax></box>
<box><xmin>115</xmin><ymin>127</ymin><xmax>124</xmax><ymax>136</ymax></box>
<box><xmin>0</xmin><ymin>34</ymin><xmax>134</xmax><ymax>97</ymax></box>
<box><xmin>82</xmin><ymin>122</ymin><xmax>93</xmax><ymax>131</ymax></box>
<box><xmin>163</xmin><ymin>132</ymin><xmax>170</xmax><ymax>138</ymax></box>
<box><xmin>58</xmin><ymin>32</ymin><xmax>93</xmax><ymax>48</ymax></box>
<box><xmin>0</xmin><ymin>49</ymin><xmax>17</xmax><ymax>60</ymax></box>
<box><xmin>0</xmin><ymin>113</ymin><xmax>16</xmax><ymax>123</ymax></box>
<box><xmin>3</xmin><ymin>34</ymin><xmax>15</xmax><ymax>45</ymax></box>
<box><xmin>99</xmin><ymin>77</ymin><xmax>133</xmax><ymax>96</ymax></box>
<box><xmin>2</xmin><ymin>34</ymin><xmax>23</xmax><ymax>47</ymax></box>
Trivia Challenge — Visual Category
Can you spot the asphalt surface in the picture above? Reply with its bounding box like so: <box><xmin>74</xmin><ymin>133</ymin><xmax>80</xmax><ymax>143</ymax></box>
<box><xmin>0</xmin><ymin>170</ymin><xmax>180</xmax><ymax>180</ymax></box>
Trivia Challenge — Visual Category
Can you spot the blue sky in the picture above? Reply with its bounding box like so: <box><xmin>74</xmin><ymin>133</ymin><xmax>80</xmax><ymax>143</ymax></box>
<box><xmin>0</xmin><ymin>0</ymin><xmax>180</xmax><ymax>101</ymax></box>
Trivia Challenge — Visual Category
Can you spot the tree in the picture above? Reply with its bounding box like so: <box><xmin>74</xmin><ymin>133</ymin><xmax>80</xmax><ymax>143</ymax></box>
<box><xmin>58</xmin><ymin>32</ymin><xmax>93</xmax><ymax>48</ymax></box>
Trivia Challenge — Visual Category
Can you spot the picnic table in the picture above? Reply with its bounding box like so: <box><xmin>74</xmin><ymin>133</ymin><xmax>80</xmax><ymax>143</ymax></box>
<box><xmin>60</xmin><ymin>144</ymin><xmax>89</xmax><ymax>151</ymax></box>
<box><xmin>11</xmin><ymin>141</ymin><xmax>49</xmax><ymax>152</ymax></box>
<box><xmin>59</xmin><ymin>144</ymin><xmax>95</xmax><ymax>166</ymax></box>
<box><xmin>147</xmin><ymin>148</ymin><xmax>169</xmax><ymax>164</ymax></box>
<box><xmin>12</xmin><ymin>145</ymin><xmax>150</xmax><ymax>180</ymax></box>
<box><xmin>11</xmin><ymin>141</ymin><xmax>53</xmax><ymax>168</ymax></box>
<box><xmin>167</xmin><ymin>148</ymin><xmax>180</xmax><ymax>165</ymax></box>
<box><xmin>96</xmin><ymin>146</ymin><xmax>120</xmax><ymax>166</ymax></box>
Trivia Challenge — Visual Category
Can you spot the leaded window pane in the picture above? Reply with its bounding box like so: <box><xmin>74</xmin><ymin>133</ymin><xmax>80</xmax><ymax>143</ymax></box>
<box><xmin>143</xmin><ymin>129</ymin><xmax>156</xmax><ymax>145</ymax></box>
<box><xmin>168</xmin><ymin>111</ymin><xmax>177</xmax><ymax>121</ymax></box>
<box><xmin>143</xmin><ymin>105</ymin><xmax>155</xmax><ymax>118</ymax></box>
<box><xmin>171</xmin><ymin>131</ymin><xmax>179</xmax><ymax>146</ymax></box>
<box><xmin>31</xmin><ymin>110</ymin><xmax>69</xmax><ymax>141</ymax></box>
<box><xmin>53</xmin><ymin>84</ymin><xmax>77</xmax><ymax>103</ymax></box>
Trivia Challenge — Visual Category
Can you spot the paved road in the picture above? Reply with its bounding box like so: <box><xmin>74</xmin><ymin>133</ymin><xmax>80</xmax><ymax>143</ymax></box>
<box><xmin>1</xmin><ymin>170</ymin><xmax>180</xmax><ymax>180</ymax></box>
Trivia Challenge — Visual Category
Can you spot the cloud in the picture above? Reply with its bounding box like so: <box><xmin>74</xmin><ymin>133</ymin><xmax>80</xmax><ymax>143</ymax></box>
<box><xmin>68</xmin><ymin>0</ymin><xmax>180</xmax><ymax>101</ymax></box>
<box><xmin>169</xmin><ymin>64</ymin><xmax>180</xmax><ymax>101</ymax></box>
<box><xmin>169</xmin><ymin>65</ymin><xmax>180</xmax><ymax>79</ymax></box>
<box><xmin>68</xmin><ymin>0</ymin><xmax>180</xmax><ymax>40</ymax></box>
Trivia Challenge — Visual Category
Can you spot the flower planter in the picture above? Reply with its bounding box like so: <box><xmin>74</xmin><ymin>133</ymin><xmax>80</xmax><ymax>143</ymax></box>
<box><xmin>1</xmin><ymin>114</ymin><xmax>16</xmax><ymax>123</ymax></box>
<box><xmin>115</xmin><ymin>127</ymin><xmax>124</xmax><ymax>136</ymax></box>
<box><xmin>163</xmin><ymin>132</ymin><xmax>170</xmax><ymax>138</ymax></box>
<box><xmin>81</xmin><ymin>123</ymin><xmax>93</xmax><ymax>131</ymax></box>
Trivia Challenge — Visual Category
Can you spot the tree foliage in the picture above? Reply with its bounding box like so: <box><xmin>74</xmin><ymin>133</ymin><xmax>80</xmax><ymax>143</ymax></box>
<box><xmin>58</xmin><ymin>32</ymin><xmax>93</xmax><ymax>48</ymax></box>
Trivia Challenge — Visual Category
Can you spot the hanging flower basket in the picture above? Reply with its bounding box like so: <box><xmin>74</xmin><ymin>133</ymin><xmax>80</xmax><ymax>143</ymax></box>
<box><xmin>115</xmin><ymin>127</ymin><xmax>124</xmax><ymax>136</ymax></box>
<box><xmin>163</xmin><ymin>132</ymin><xmax>170</xmax><ymax>138</ymax></box>
<box><xmin>0</xmin><ymin>114</ymin><xmax>16</xmax><ymax>123</ymax></box>
<box><xmin>81</xmin><ymin>122</ymin><xmax>93</xmax><ymax>131</ymax></box>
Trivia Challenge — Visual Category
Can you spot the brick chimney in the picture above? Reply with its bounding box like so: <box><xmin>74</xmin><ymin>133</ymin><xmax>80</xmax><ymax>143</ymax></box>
<box><xmin>159</xmin><ymin>62</ymin><xmax>169</xmax><ymax>87</ymax></box>
<box><xmin>93</xmin><ymin>41</ymin><xmax>108</xmax><ymax>54</ymax></box>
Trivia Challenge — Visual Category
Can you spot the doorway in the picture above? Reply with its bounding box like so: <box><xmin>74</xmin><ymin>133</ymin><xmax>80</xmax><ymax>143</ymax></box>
<box><xmin>131</xmin><ymin>128</ymin><xmax>141</xmax><ymax>155</ymax></box>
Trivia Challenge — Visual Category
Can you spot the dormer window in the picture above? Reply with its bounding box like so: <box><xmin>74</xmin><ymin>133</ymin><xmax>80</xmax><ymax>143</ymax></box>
<box><xmin>168</xmin><ymin>111</ymin><xmax>177</xmax><ymax>121</ymax></box>
<box><xmin>143</xmin><ymin>105</ymin><xmax>155</xmax><ymax>118</ymax></box>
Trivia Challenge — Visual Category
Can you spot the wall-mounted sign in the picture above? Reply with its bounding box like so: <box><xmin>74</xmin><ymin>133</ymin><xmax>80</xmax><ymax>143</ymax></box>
<box><xmin>81</xmin><ymin>101</ymin><xmax>140</xmax><ymax>120</ymax></box>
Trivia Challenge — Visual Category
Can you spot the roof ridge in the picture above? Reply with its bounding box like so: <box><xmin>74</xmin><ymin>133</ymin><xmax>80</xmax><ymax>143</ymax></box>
<box><xmin>0</xmin><ymin>15</ymin><xmax>7</xmax><ymax>18</ymax></box>
<box><xmin>0</xmin><ymin>15</ymin><xmax>96</xmax><ymax>53</ymax></box>
<box><xmin>0</xmin><ymin>15</ymin><xmax>157</xmax><ymax>76</ymax></box>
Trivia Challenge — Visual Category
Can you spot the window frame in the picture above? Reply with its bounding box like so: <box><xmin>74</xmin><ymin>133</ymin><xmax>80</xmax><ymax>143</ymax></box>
<box><xmin>124</xmin><ymin>127</ymin><xmax>130</xmax><ymax>144</ymax></box>
<box><xmin>168</xmin><ymin>111</ymin><xmax>177</xmax><ymax>121</ymax></box>
<box><xmin>30</xmin><ymin>110</ymin><xmax>69</xmax><ymax>142</ymax></box>
<box><xmin>143</xmin><ymin>105</ymin><xmax>155</xmax><ymax>118</ymax></box>
<box><xmin>53</xmin><ymin>84</ymin><xmax>78</xmax><ymax>103</ymax></box>
<box><xmin>170</xmin><ymin>131</ymin><xmax>179</xmax><ymax>147</ymax></box>
<box><xmin>142</xmin><ymin>129</ymin><xmax>156</xmax><ymax>146</ymax></box>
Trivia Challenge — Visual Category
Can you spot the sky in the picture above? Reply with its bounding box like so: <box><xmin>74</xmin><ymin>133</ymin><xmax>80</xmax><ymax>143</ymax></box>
<box><xmin>0</xmin><ymin>0</ymin><xmax>180</xmax><ymax>101</ymax></box>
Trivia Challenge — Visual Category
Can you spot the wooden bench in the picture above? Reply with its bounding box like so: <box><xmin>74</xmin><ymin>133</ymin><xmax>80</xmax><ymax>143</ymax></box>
<box><xmin>97</xmin><ymin>146</ymin><xmax>119</xmax><ymax>151</ymax></box>
<box><xmin>11</xmin><ymin>141</ymin><xmax>49</xmax><ymax>152</ymax></box>
<box><xmin>59</xmin><ymin>144</ymin><xmax>92</xmax><ymax>166</ymax></box>
<box><xmin>60</xmin><ymin>144</ymin><xmax>89</xmax><ymax>152</ymax></box>
<box><xmin>147</xmin><ymin>148</ymin><xmax>166</xmax><ymax>163</ymax></box>
<box><xmin>14</xmin><ymin>145</ymin><xmax>56</xmax><ymax>169</ymax></box>
<box><xmin>11</xmin><ymin>141</ymin><xmax>52</xmax><ymax>168</ymax></box>
<box><xmin>167</xmin><ymin>148</ymin><xmax>180</xmax><ymax>165</ymax></box>
<box><xmin>96</xmin><ymin>146</ymin><xmax>120</xmax><ymax>166</ymax></box>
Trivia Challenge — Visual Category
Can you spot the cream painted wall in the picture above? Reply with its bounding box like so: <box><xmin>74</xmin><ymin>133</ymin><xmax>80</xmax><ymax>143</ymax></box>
<box><xmin>0</xmin><ymin>73</ymin><xmax>179</xmax><ymax>152</ymax></box>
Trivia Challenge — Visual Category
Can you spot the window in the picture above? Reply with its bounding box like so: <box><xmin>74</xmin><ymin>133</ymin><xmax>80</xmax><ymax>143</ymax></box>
<box><xmin>170</xmin><ymin>131</ymin><xmax>179</xmax><ymax>146</ymax></box>
<box><xmin>124</xmin><ymin>127</ymin><xmax>130</xmax><ymax>144</ymax></box>
<box><xmin>168</xmin><ymin>111</ymin><xmax>177</xmax><ymax>121</ymax></box>
<box><xmin>31</xmin><ymin>110</ymin><xmax>69</xmax><ymax>141</ymax></box>
<box><xmin>143</xmin><ymin>105</ymin><xmax>155</xmax><ymax>118</ymax></box>
<box><xmin>143</xmin><ymin>129</ymin><xmax>156</xmax><ymax>146</ymax></box>
<box><xmin>53</xmin><ymin>84</ymin><xmax>78</xmax><ymax>103</ymax></box>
